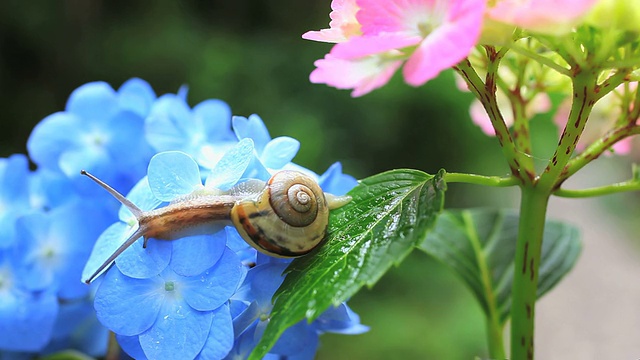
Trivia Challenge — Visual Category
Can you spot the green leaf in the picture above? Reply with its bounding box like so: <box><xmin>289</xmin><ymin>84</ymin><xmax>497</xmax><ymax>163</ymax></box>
<box><xmin>249</xmin><ymin>169</ymin><xmax>446</xmax><ymax>359</ymax></box>
<box><xmin>418</xmin><ymin>208</ymin><xmax>581</xmax><ymax>324</ymax></box>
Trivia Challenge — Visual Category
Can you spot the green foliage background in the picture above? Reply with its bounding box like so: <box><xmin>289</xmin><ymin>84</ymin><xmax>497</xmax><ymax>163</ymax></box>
<box><xmin>0</xmin><ymin>1</ymin><xmax>557</xmax><ymax>358</ymax></box>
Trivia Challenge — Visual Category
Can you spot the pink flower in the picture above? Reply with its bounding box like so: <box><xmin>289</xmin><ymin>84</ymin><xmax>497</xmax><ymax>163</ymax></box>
<box><xmin>487</xmin><ymin>0</ymin><xmax>599</xmax><ymax>34</ymax></box>
<box><xmin>302</xmin><ymin>0</ymin><xmax>361</xmax><ymax>43</ymax></box>
<box><xmin>304</xmin><ymin>0</ymin><xmax>486</xmax><ymax>96</ymax></box>
<box><xmin>310</xmin><ymin>53</ymin><xmax>404</xmax><ymax>97</ymax></box>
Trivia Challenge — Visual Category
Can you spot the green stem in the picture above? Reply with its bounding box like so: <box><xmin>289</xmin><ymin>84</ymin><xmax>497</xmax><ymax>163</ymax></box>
<box><xmin>554</xmin><ymin>180</ymin><xmax>640</xmax><ymax>198</ymax></box>
<box><xmin>454</xmin><ymin>59</ymin><xmax>532</xmax><ymax>183</ymax></box>
<box><xmin>538</xmin><ymin>70</ymin><xmax>598</xmax><ymax>190</ymax></box>
<box><xmin>510</xmin><ymin>187</ymin><xmax>550</xmax><ymax>360</ymax></box>
<box><xmin>506</xmin><ymin>44</ymin><xmax>571</xmax><ymax>76</ymax></box>
<box><xmin>560</xmin><ymin>125</ymin><xmax>640</xmax><ymax>183</ymax></box>
<box><xmin>444</xmin><ymin>172</ymin><xmax>519</xmax><ymax>187</ymax></box>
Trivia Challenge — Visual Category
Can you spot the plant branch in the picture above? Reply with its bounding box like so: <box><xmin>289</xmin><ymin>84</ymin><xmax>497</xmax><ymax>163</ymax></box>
<box><xmin>507</xmin><ymin>44</ymin><xmax>571</xmax><ymax>76</ymax></box>
<box><xmin>559</xmin><ymin>125</ymin><xmax>640</xmax><ymax>183</ymax></box>
<box><xmin>554</xmin><ymin>180</ymin><xmax>640</xmax><ymax>198</ymax></box>
<box><xmin>538</xmin><ymin>70</ymin><xmax>598</xmax><ymax>190</ymax></box>
<box><xmin>444</xmin><ymin>172</ymin><xmax>519</xmax><ymax>187</ymax></box>
<box><xmin>454</xmin><ymin>58</ymin><xmax>532</xmax><ymax>183</ymax></box>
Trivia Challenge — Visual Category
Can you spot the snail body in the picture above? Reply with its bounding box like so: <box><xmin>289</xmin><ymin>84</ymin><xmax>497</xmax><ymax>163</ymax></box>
<box><xmin>81</xmin><ymin>169</ymin><xmax>351</xmax><ymax>283</ymax></box>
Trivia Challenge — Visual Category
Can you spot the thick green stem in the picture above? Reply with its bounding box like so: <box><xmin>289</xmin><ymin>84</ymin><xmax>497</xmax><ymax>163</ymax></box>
<box><xmin>538</xmin><ymin>71</ymin><xmax>597</xmax><ymax>190</ymax></box>
<box><xmin>510</xmin><ymin>187</ymin><xmax>550</xmax><ymax>360</ymax></box>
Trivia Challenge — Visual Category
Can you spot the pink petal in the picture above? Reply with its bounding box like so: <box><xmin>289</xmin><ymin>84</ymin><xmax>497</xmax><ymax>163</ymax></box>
<box><xmin>470</xmin><ymin>99</ymin><xmax>497</xmax><ymax>136</ymax></box>
<box><xmin>309</xmin><ymin>53</ymin><xmax>403</xmax><ymax>97</ymax></box>
<box><xmin>357</xmin><ymin>0</ymin><xmax>445</xmax><ymax>36</ymax></box>
<box><xmin>331</xmin><ymin>34</ymin><xmax>421</xmax><ymax>59</ymax></box>
<box><xmin>303</xmin><ymin>0</ymin><xmax>361</xmax><ymax>43</ymax></box>
<box><xmin>488</xmin><ymin>0</ymin><xmax>599</xmax><ymax>34</ymax></box>
<box><xmin>403</xmin><ymin>0</ymin><xmax>485</xmax><ymax>86</ymax></box>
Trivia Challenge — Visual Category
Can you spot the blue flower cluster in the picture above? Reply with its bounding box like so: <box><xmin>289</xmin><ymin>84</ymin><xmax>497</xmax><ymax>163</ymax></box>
<box><xmin>0</xmin><ymin>78</ymin><xmax>366</xmax><ymax>359</ymax></box>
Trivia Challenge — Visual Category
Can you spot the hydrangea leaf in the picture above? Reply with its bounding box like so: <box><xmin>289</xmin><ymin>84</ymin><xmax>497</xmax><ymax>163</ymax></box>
<box><xmin>249</xmin><ymin>169</ymin><xmax>446</xmax><ymax>359</ymax></box>
<box><xmin>417</xmin><ymin>208</ymin><xmax>581</xmax><ymax>324</ymax></box>
<box><xmin>147</xmin><ymin>151</ymin><xmax>202</xmax><ymax>201</ymax></box>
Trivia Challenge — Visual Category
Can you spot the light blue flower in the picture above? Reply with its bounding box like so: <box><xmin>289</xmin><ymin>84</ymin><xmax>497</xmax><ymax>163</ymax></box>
<box><xmin>27</xmin><ymin>79</ymin><xmax>156</xmax><ymax>196</ymax></box>
<box><xmin>0</xmin><ymin>154</ymin><xmax>31</xmax><ymax>249</ymax></box>
<box><xmin>232</xmin><ymin>114</ymin><xmax>300</xmax><ymax>180</ymax></box>
<box><xmin>95</xmin><ymin>248</ymin><xmax>243</xmax><ymax>359</ymax></box>
<box><xmin>0</xmin><ymin>250</ymin><xmax>59</xmax><ymax>352</ymax></box>
<box><xmin>145</xmin><ymin>94</ymin><xmax>237</xmax><ymax>169</ymax></box>
<box><xmin>16</xmin><ymin>201</ymin><xmax>110</xmax><ymax>298</ymax></box>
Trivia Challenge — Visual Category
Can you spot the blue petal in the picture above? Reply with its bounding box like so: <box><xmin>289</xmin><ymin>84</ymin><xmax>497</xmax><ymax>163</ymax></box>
<box><xmin>145</xmin><ymin>95</ymin><xmax>192</xmax><ymax>152</ymax></box>
<box><xmin>118</xmin><ymin>177</ymin><xmax>162</xmax><ymax>222</ymax></box>
<box><xmin>106</xmin><ymin>111</ymin><xmax>147</xmax><ymax>167</ymax></box>
<box><xmin>94</xmin><ymin>267</ymin><xmax>164</xmax><ymax>336</ymax></box>
<box><xmin>260</xmin><ymin>136</ymin><xmax>300</xmax><ymax>169</ymax></box>
<box><xmin>66</xmin><ymin>82</ymin><xmax>119</xmax><ymax>122</ymax></box>
<box><xmin>319</xmin><ymin>162</ymin><xmax>358</xmax><ymax>196</ymax></box>
<box><xmin>243</xmin><ymin>263</ymin><xmax>287</xmax><ymax>308</ymax></box>
<box><xmin>177</xmin><ymin>84</ymin><xmax>189</xmax><ymax>102</ymax></box>
<box><xmin>138</xmin><ymin>298</ymin><xmax>212</xmax><ymax>360</ymax></box>
<box><xmin>205</xmin><ymin>138</ymin><xmax>254</xmax><ymax>190</ymax></box>
<box><xmin>59</xmin><ymin>146</ymin><xmax>110</xmax><ymax>180</ymax></box>
<box><xmin>118</xmin><ymin>78</ymin><xmax>156</xmax><ymax>117</ymax></box>
<box><xmin>242</xmin><ymin>156</ymin><xmax>272</xmax><ymax>181</ymax></box>
<box><xmin>313</xmin><ymin>303</ymin><xmax>369</xmax><ymax>335</ymax></box>
<box><xmin>195</xmin><ymin>304</ymin><xmax>233</xmax><ymax>360</ymax></box>
<box><xmin>181</xmin><ymin>248</ymin><xmax>244</xmax><ymax>311</ymax></box>
<box><xmin>116</xmin><ymin>238</ymin><xmax>172</xmax><ymax>279</ymax></box>
<box><xmin>116</xmin><ymin>334</ymin><xmax>147</xmax><ymax>360</ymax></box>
<box><xmin>148</xmin><ymin>151</ymin><xmax>203</xmax><ymax>201</ymax></box>
<box><xmin>0</xmin><ymin>289</ymin><xmax>59</xmax><ymax>352</ymax></box>
<box><xmin>192</xmin><ymin>99</ymin><xmax>233</xmax><ymax>141</ymax></box>
<box><xmin>26</xmin><ymin>112</ymin><xmax>81</xmax><ymax>170</ymax></box>
<box><xmin>29</xmin><ymin>168</ymin><xmax>77</xmax><ymax>210</ymax></box>
<box><xmin>169</xmin><ymin>232</ymin><xmax>226</xmax><ymax>277</ymax></box>
<box><xmin>0</xmin><ymin>154</ymin><xmax>30</xmax><ymax>204</ymax></box>
<box><xmin>270</xmin><ymin>321</ymin><xmax>318</xmax><ymax>357</ymax></box>
<box><xmin>82</xmin><ymin>222</ymin><xmax>135</xmax><ymax>283</ymax></box>
<box><xmin>232</xmin><ymin>115</ymin><xmax>271</xmax><ymax>152</ymax></box>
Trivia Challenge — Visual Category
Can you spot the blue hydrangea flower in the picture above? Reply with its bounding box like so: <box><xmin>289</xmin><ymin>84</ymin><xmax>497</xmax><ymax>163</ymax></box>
<box><xmin>227</xmin><ymin>259</ymin><xmax>367</xmax><ymax>360</ymax></box>
<box><xmin>0</xmin><ymin>154</ymin><xmax>31</xmax><ymax>249</ymax></box>
<box><xmin>232</xmin><ymin>114</ymin><xmax>301</xmax><ymax>179</ymax></box>
<box><xmin>15</xmin><ymin>201</ymin><xmax>110</xmax><ymax>299</ymax></box>
<box><xmin>27</xmin><ymin>78</ymin><xmax>156</xmax><ymax>196</ymax></box>
<box><xmin>3</xmin><ymin>77</ymin><xmax>366</xmax><ymax>360</ymax></box>
<box><xmin>145</xmin><ymin>94</ymin><xmax>237</xmax><ymax>169</ymax></box>
<box><xmin>0</xmin><ymin>249</ymin><xmax>59</xmax><ymax>352</ymax></box>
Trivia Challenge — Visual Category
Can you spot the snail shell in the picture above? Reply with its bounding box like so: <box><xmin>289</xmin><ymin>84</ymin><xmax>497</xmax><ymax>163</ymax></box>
<box><xmin>231</xmin><ymin>170</ymin><xmax>329</xmax><ymax>257</ymax></box>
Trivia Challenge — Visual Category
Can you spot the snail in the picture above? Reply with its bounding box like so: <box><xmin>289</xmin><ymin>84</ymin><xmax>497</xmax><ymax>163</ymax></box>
<box><xmin>81</xmin><ymin>169</ymin><xmax>352</xmax><ymax>284</ymax></box>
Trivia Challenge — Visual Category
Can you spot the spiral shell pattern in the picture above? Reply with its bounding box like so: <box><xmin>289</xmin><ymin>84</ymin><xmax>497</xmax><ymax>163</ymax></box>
<box><xmin>231</xmin><ymin>170</ymin><xmax>329</xmax><ymax>257</ymax></box>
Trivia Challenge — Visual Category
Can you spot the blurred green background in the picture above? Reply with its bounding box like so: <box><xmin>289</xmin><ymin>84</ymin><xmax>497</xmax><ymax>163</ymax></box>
<box><xmin>0</xmin><ymin>1</ymin><xmax>540</xmax><ymax>359</ymax></box>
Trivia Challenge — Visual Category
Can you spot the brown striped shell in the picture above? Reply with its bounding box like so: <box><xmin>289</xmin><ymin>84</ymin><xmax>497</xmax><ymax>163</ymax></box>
<box><xmin>230</xmin><ymin>170</ymin><xmax>329</xmax><ymax>257</ymax></box>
